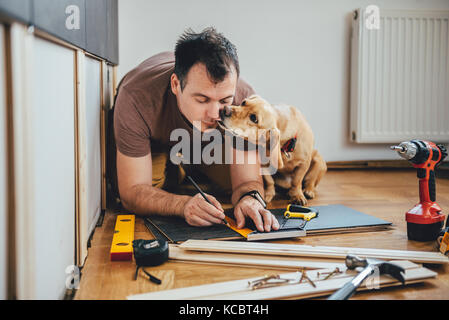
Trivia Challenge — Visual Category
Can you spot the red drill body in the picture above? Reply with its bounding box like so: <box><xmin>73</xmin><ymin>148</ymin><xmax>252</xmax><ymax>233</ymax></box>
<box><xmin>391</xmin><ymin>140</ymin><xmax>447</xmax><ymax>241</ymax></box>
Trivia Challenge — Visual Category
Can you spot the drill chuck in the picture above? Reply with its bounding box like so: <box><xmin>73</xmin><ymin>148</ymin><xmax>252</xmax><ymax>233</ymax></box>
<box><xmin>390</xmin><ymin>141</ymin><xmax>418</xmax><ymax>160</ymax></box>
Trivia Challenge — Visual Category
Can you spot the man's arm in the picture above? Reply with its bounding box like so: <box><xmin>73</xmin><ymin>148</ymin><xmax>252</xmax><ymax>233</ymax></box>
<box><xmin>116</xmin><ymin>149</ymin><xmax>188</xmax><ymax>216</ymax></box>
<box><xmin>116</xmin><ymin>149</ymin><xmax>226</xmax><ymax>226</ymax></box>
<box><xmin>230</xmin><ymin>148</ymin><xmax>279</xmax><ymax>232</ymax></box>
<box><xmin>230</xmin><ymin>158</ymin><xmax>265</xmax><ymax>206</ymax></box>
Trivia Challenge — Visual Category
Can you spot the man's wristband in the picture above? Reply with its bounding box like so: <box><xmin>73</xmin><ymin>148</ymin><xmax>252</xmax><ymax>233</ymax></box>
<box><xmin>238</xmin><ymin>190</ymin><xmax>267</xmax><ymax>209</ymax></box>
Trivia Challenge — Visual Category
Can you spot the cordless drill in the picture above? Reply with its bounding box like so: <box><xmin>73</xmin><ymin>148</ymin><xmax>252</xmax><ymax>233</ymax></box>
<box><xmin>391</xmin><ymin>140</ymin><xmax>448</xmax><ymax>241</ymax></box>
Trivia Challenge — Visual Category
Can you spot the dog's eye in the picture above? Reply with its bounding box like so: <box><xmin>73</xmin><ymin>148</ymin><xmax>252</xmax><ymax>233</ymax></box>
<box><xmin>249</xmin><ymin>114</ymin><xmax>258</xmax><ymax>124</ymax></box>
<box><xmin>241</xmin><ymin>100</ymin><xmax>247</xmax><ymax>106</ymax></box>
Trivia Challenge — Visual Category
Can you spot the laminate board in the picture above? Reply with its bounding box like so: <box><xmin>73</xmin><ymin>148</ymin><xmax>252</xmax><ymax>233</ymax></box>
<box><xmin>145</xmin><ymin>204</ymin><xmax>392</xmax><ymax>243</ymax></box>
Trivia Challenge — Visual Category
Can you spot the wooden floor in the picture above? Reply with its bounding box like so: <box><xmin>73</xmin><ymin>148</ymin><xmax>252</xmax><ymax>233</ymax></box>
<box><xmin>74</xmin><ymin>169</ymin><xmax>449</xmax><ymax>300</ymax></box>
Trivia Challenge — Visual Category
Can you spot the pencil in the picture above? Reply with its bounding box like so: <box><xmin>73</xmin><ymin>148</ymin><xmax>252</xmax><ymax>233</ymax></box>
<box><xmin>186</xmin><ymin>175</ymin><xmax>230</xmax><ymax>227</ymax></box>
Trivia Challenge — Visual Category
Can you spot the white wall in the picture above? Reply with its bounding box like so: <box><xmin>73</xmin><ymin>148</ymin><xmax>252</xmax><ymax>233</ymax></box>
<box><xmin>118</xmin><ymin>0</ymin><xmax>449</xmax><ymax>162</ymax></box>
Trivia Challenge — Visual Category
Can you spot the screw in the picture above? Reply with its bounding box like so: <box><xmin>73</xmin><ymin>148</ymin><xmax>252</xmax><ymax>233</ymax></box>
<box><xmin>298</xmin><ymin>268</ymin><xmax>316</xmax><ymax>288</ymax></box>
<box><xmin>317</xmin><ymin>267</ymin><xmax>342</xmax><ymax>280</ymax></box>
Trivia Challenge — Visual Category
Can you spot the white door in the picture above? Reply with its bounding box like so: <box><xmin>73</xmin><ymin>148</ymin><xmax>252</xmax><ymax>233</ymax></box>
<box><xmin>84</xmin><ymin>56</ymin><xmax>102</xmax><ymax>240</ymax></box>
<box><xmin>30</xmin><ymin>37</ymin><xmax>76</xmax><ymax>299</ymax></box>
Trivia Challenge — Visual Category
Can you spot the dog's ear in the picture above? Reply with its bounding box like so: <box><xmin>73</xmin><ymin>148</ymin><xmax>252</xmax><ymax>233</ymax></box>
<box><xmin>265</xmin><ymin>128</ymin><xmax>284</xmax><ymax>170</ymax></box>
<box><xmin>242</xmin><ymin>95</ymin><xmax>259</xmax><ymax>106</ymax></box>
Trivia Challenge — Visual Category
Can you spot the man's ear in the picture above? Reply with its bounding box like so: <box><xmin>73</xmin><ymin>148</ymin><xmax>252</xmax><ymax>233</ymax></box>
<box><xmin>170</xmin><ymin>73</ymin><xmax>180</xmax><ymax>96</ymax></box>
<box><xmin>265</xmin><ymin>128</ymin><xmax>284</xmax><ymax>170</ymax></box>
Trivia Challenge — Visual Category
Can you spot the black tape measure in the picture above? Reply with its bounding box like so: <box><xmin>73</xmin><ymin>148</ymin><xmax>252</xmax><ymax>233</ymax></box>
<box><xmin>132</xmin><ymin>239</ymin><xmax>169</xmax><ymax>284</ymax></box>
<box><xmin>133</xmin><ymin>239</ymin><xmax>169</xmax><ymax>266</ymax></box>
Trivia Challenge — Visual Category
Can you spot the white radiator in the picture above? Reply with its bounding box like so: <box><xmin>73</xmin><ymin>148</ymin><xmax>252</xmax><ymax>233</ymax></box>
<box><xmin>350</xmin><ymin>8</ymin><xmax>449</xmax><ymax>143</ymax></box>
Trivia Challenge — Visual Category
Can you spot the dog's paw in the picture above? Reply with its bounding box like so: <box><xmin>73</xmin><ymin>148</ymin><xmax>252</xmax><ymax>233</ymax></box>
<box><xmin>304</xmin><ymin>188</ymin><xmax>316</xmax><ymax>200</ymax></box>
<box><xmin>288</xmin><ymin>189</ymin><xmax>308</xmax><ymax>206</ymax></box>
<box><xmin>264</xmin><ymin>188</ymin><xmax>275</xmax><ymax>203</ymax></box>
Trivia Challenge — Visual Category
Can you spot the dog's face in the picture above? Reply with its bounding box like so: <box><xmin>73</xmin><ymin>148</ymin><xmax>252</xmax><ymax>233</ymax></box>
<box><xmin>220</xmin><ymin>95</ymin><xmax>277</xmax><ymax>138</ymax></box>
<box><xmin>219</xmin><ymin>94</ymin><xmax>284</xmax><ymax>169</ymax></box>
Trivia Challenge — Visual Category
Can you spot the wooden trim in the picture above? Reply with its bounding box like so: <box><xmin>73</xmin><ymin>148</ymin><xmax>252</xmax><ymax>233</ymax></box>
<box><xmin>112</xmin><ymin>65</ymin><xmax>117</xmax><ymax>98</ymax></box>
<box><xmin>84</xmin><ymin>51</ymin><xmax>103</xmax><ymax>62</ymax></box>
<box><xmin>179</xmin><ymin>240</ymin><xmax>449</xmax><ymax>264</ymax></box>
<box><xmin>74</xmin><ymin>47</ymin><xmax>79</xmax><ymax>267</ymax></box>
<box><xmin>128</xmin><ymin>260</ymin><xmax>436</xmax><ymax>300</ymax></box>
<box><xmin>3</xmin><ymin>23</ymin><xmax>16</xmax><ymax>300</ymax></box>
<box><xmin>75</xmin><ymin>50</ymin><xmax>88</xmax><ymax>267</ymax></box>
<box><xmin>326</xmin><ymin>160</ymin><xmax>414</xmax><ymax>169</ymax></box>
<box><xmin>33</xmin><ymin>28</ymin><xmax>106</xmax><ymax>64</ymax></box>
<box><xmin>1</xmin><ymin>21</ymin><xmax>81</xmax><ymax>53</ymax></box>
<box><xmin>74</xmin><ymin>50</ymin><xmax>82</xmax><ymax>267</ymax></box>
<box><xmin>33</xmin><ymin>27</ymin><xmax>80</xmax><ymax>52</ymax></box>
<box><xmin>100</xmin><ymin>61</ymin><xmax>107</xmax><ymax>211</ymax></box>
<box><xmin>169</xmin><ymin>245</ymin><xmax>345</xmax><ymax>271</ymax></box>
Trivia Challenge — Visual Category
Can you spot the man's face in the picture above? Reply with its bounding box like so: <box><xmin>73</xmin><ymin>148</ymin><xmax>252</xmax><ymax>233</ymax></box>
<box><xmin>171</xmin><ymin>63</ymin><xmax>237</xmax><ymax>132</ymax></box>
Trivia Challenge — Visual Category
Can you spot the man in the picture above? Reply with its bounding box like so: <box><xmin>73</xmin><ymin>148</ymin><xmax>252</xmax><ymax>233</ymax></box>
<box><xmin>114</xmin><ymin>27</ymin><xmax>279</xmax><ymax>232</ymax></box>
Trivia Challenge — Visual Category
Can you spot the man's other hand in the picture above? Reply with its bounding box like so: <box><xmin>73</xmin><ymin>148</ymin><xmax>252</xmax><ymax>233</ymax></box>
<box><xmin>234</xmin><ymin>196</ymin><xmax>280</xmax><ymax>232</ymax></box>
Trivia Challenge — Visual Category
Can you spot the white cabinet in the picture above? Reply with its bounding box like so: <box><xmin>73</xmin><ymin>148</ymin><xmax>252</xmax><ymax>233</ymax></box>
<box><xmin>30</xmin><ymin>37</ymin><xmax>76</xmax><ymax>300</ymax></box>
<box><xmin>85</xmin><ymin>56</ymin><xmax>102</xmax><ymax>245</ymax></box>
<box><xmin>76</xmin><ymin>55</ymin><xmax>103</xmax><ymax>265</ymax></box>
<box><xmin>6</xmin><ymin>23</ymin><xmax>112</xmax><ymax>299</ymax></box>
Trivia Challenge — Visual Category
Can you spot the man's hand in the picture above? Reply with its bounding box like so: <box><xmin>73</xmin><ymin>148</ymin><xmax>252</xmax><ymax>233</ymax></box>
<box><xmin>234</xmin><ymin>196</ymin><xmax>280</xmax><ymax>232</ymax></box>
<box><xmin>183</xmin><ymin>193</ymin><xmax>226</xmax><ymax>227</ymax></box>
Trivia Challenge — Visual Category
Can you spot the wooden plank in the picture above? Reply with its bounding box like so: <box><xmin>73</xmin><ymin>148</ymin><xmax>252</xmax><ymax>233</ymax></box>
<box><xmin>169</xmin><ymin>245</ymin><xmax>345</xmax><ymax>271</ymax></box>
<box><xmin>128</xmin><ymin>260</ymin><xmax>436</xmax><ymax>300</ymax></box>
<box><xmin>306</xmin><ymin>225</ymin><xmax>390</xmax><ymax>235</ymax></box>
<box><xmin>211</xmin><ymin>267</ymin><xmax>435</xmax><ymax>300</ymax></box>
<box><xmin>179</xmin><ymin>240</ymin><xmax>449</xmax><ymax>264</ymax></box>
<box><xmin>326</xmin><ymin>160</ymin><xmax>413</xmax><ymax>169</ymax></box>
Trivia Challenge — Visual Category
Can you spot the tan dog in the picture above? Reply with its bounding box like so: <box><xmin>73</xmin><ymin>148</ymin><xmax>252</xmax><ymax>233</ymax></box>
<box><xmin>219</xmin><ymin>95</ymin><xmax>327</xmax><ymax>205</ymax></box>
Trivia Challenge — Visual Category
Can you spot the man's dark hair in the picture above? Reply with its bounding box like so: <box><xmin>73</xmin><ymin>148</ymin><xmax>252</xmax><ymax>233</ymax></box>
<box><xmin>174</xmin><ymin>27</ymin><xmax>240</xmax><ymax>91</ymax></box>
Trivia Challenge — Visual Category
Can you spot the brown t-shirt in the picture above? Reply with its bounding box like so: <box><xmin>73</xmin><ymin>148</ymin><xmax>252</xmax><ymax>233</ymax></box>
<box><xmin>114</xmin><ymin>51</ymin><xmax>255</xmax><ymax>158</ymax></box>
